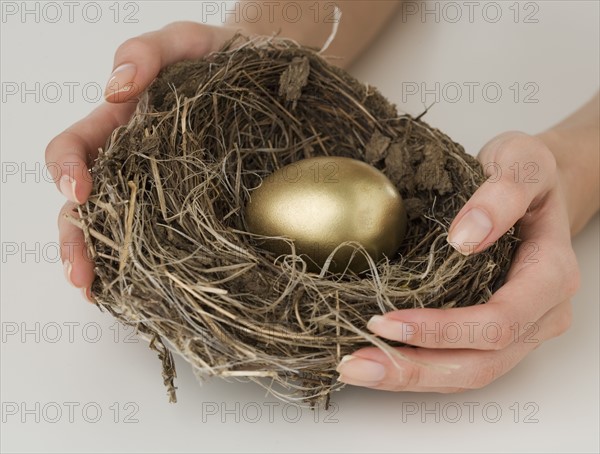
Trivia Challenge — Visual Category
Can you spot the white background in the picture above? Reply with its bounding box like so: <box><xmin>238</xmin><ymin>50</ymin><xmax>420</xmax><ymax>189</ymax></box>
<box><xmin>1</xmin><ymin>1</ymin><xmax>598</xmax><ymax>453</ymax></box>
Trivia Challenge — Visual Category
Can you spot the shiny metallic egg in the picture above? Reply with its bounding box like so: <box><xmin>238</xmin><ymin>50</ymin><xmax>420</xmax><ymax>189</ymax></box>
<box><xmin>244</xmin><ymin>156</ymin><xmax>407</xmax><ymax>273</ymax></box>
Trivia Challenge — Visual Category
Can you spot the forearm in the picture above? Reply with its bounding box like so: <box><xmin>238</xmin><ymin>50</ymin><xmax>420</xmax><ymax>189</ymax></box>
<box><xmin>225</xmin><ymin>1</ymin><xmax>402</xmax><ymax>68</ymax></box>
<box><xmin>537</xmin><ymin>93</ymin><xmax>600</xmax><ymax>236</ymax></box>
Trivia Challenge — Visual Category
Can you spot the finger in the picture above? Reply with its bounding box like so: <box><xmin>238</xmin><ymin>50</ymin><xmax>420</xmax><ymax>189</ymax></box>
<box><xmin>45</xmin><ymin>101</ymin><xmax>136</xmax><ymax>203</ymax></box>
<box><xmin>368</xmin><ymin>186</ymin><xmax>579</xmax><ymax>350</ymax></box>
<box><xmin>368</xmin><ymin>239</ymin><xmax>577</xmax><ymax>351</ymax></box>
<box><xmin>104</xmin><ymin>22</ymin><xmax>237</xmax><ymax>102</ymax></box>
<box><xmin>368</xmin><ymin>247</ymin><xmax>577</xmax><ymax>351</ymax></box>
<box><xmin>504</xmin><ymin>179</ymin><xmax>577</xmax><ymax>281</ymax></box>
<box><xmin>46</xmin><ymin>22</ymin><xmax>235</xmax><ymax>202</ymax></box>
<box><xmin>58</xmin><ymin>202</ymin><xmax>95</xmax><ymax>291</ymax></box>
<box><xmin>338</xmin><ymin>301</ymin><xmax>572</xmax><ymax>392</ymax></box>
<box><xmin>447</xmin><ymin>132</ymin><xmax>558</xmax><ymax>255</ymax></box>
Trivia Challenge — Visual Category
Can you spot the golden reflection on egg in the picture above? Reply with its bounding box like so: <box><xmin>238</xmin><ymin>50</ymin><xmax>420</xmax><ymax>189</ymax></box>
<box><xmin>245</xmin><ymin>156</ymin><xmax>407</xmax><ymax>273</ymax></box>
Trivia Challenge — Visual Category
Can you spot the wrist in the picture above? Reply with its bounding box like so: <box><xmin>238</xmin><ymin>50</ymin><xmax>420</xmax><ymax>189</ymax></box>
<box><xmin>536</xmin><ymin>129</ymin><xmax>600</xmax><ymax>236</ymax></box>
<box><xmin>220</xmin><ymin>20</ymin><xmax>325</xmax><ymax>60</ymax></box>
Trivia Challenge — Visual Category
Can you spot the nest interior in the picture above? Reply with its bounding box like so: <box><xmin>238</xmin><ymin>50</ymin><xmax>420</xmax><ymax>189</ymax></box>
<box><xmin>76</xmin><ymin>35</ymin><xmax>519</xmax><ymax>407</ymax></box>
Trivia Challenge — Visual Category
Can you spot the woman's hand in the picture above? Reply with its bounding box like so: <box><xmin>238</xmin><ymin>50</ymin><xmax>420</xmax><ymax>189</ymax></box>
<box><xmin>336</xmin><ymin>131</ymin><xmax>583</xmax><ymax>391</ymax></box>
<box><xmin>47</xmin><ymin>2</ymin><xmax>401</xmax><ymax>301</ymax></box>
<box><xmin>46</xmin><ymin>22</ymin><xmax>238</xmax><ymax>300</ymax></box>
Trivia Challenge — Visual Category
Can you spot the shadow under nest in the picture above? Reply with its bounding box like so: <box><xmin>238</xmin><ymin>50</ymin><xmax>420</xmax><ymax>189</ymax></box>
<box><xmin>74</xmin><ymin>35</ymin><xmax>519</xmax><ymax>407</ymax></box>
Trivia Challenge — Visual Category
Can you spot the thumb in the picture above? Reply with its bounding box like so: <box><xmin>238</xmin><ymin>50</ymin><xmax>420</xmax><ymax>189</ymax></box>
<box><xmin>447</xmin><ymin>131</ymin><xmax>558</xmax><ymax>255</ymax></box>
<box><xmin>104</xmin><ymin>22</ymin><xmax>237</xmax><ymax>103</ymax></box>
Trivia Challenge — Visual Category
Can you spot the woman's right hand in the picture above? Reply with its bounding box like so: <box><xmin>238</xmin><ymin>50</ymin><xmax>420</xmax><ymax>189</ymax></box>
<box><xmin>46</xmin><ymin>22</ymin><xmax>239</xmax><ymax>301</ymax></box>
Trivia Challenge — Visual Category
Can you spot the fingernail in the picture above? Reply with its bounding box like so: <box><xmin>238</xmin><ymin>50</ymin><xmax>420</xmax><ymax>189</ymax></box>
<box><xmin>336</xmin><ymin>355</ymin><xmax>386</xmax><ymax>385</ymax></box>
<box><xmin>367</xmin><ymin>315</ymin><xmax>414</xmax><ymax>342</ymax></box>
<box><xmin>63</xmin><ymin>260</ymin><xmax>75</xmax><ymax>287</ymax></box>
<box><xmin>59</xmin><ymin>174</ymin><xmax>80</xmax><ymax>204</ymax></box>
<box><xmin>447</xmin><ymin>208</ymin><xmax>493</xmax><ymax>255</ymax></box>
<box><xmin>104</xmin><ymin>63</ymin><xmax>137</xmax><ymax>101</ymax></box>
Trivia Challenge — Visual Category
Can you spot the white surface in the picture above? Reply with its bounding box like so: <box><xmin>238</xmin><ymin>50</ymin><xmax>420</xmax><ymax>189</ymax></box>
<box><xmin>1</xmin><ymin>1</ymin><xmax>598</xmax><ymax>453</ymax></box>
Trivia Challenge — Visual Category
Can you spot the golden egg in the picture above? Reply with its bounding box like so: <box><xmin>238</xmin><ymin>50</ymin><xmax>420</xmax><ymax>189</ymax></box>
<box><xmin>245</xmin><ymin>156</ymin><xmax>407</xmax><ymax>273</ymax></box>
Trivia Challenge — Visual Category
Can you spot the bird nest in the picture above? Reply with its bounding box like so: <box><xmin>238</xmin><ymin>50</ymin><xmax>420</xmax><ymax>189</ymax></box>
<box><xmin>73</xmin><ymin>35</ymin><xmax>519</xmax><ymax>407</ymax></box>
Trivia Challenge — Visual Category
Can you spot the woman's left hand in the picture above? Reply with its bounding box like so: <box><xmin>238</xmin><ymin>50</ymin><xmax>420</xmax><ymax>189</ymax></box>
<box><xmin>336</xmin><ymin>131</ymin><xmax>581</xmax><ymax>392</ymax></box>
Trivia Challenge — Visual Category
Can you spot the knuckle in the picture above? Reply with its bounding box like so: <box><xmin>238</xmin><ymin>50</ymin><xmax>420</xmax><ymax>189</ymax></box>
<box><xmin>496</xmin><ymin>133</ymin><xmax>558</xmax><ymax>185</ymax></box>
<box><xmin>500</xmin><ymin>133</ymin><xmax>550</xmax><ymax>160</ymax></box>
<box><xmin>540</xmin><ymin>145</ymin><xmax>558</xmax><ymax>177</ymax></box>
<box><xmin>45</xmin><ymin>133</ymin><xmax>69</xmax><ymax>168</ymax></box>
<box><xmin>553</xmin><ymin>247</ymin><xmax>581</xmax><ymax>298</ymax></box>
<box><xmin>44</xmin><ymin>135</ymin><xmax>59</xmax><ymax>163</ymax></box>
<box><xmin>163</xmin><ymin>20</ymin><xmax>199</xmax><ymax>34</ymax></box>
<box><xmin>469</xmin><ymin>360</ymin><xmax>502</xmax><ymax>389</ymax></box>
<box><xmin>393</xmin><ymin>365</ymin><xmax>421</xmax><ymax>391</ymax></box>
<box><xmin>483</xmin><ymin>308</ymin><xmax>513</xmax><ymax>351</ymax></box>
<box><xmin>493</xmin><ymin>333</ymin><xmax>513</xmax><ymax>351</ymax></box>
<box><xmin>555</xmin><ymin>302</ymin><xmax>573</xmax><ymax>336</ymax></box>
<box><xmin>529</xmin><ymin>135</ymin><xmax>557</xmax><ymax>174</ymax></box>
<box><xmin>497</xmin><ymin>132</ymin><xmax>535</xmax><ymax>159</ymax></box>
<box><xmin>116</xmin><ymin>36</ymin><xmax>154</xmax><ymax>61</ymax></box>
<box><xmin>490</xmin><ymin>332</ymin><xmax>512</xmax><ymax>351</ymax></box>
<box><xmin>57</xmin><ymin>212</ymin><xmax>63</xmax><ymax>230</ymax></box>
<box><xmin>45</xmin><ymin>131</ymin><xmax>86</xmax><ymax>168</ymax></box>
<box><xmin>562</xmin><ymin>253</ymin><xmax>581</xmax><ymax>297</ymax></box>
<box><xmin>57</xmin><ymin>203</ymin><xmax>68</xmax><ymax>224</ymax></box>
